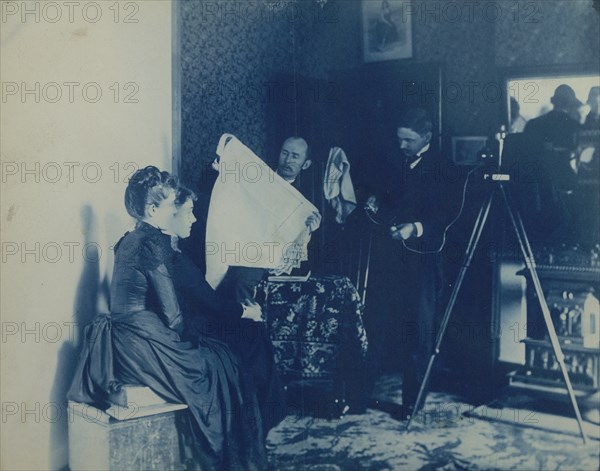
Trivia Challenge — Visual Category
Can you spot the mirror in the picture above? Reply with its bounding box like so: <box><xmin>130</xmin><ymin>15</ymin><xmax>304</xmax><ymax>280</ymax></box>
<box><xmin>500</xmin><ymin>65</ymin><xmax>600</xmax><ymax>249</ymax></box>
<box><xmin>504</xmin><ymin>68</ymin><xmax>599</xmax><ymax>133</ymax></box>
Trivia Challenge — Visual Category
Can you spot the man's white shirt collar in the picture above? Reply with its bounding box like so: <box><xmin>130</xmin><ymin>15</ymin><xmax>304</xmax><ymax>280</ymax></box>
<box><xmin>409</xmin><ymin>143</ymin><xmax>430</xmax><ymax>169</ymax></box>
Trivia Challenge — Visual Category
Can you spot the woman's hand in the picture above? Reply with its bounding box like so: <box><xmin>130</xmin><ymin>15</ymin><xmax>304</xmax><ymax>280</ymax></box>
<box><xmin>168</xmin><ymin>315</ymin><xmax>184</xmax><ymax>336</ymax></box>
<box><xmin>241</xmin><ymin>300</ymin><xmax>263</xmax><ymax>322</ymax></box>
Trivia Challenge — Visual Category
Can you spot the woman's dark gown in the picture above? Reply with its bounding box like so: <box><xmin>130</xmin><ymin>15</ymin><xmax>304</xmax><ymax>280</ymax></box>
<box><xmin>168</xmin><ymin>248</ymin><xmax>286</xmax><ymax>437</ymax></box>
<box><xmin>67</xmin><ymin>222</ymin><xmax>267</xmax><ymax>471</ymax></box>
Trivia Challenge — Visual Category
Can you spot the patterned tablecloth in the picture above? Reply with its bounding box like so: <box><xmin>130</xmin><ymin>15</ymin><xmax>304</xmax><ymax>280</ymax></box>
<box><xmin>255</xmin><ymin>275</ymin><xmax>368</xmax><ymax>382</ymax></box>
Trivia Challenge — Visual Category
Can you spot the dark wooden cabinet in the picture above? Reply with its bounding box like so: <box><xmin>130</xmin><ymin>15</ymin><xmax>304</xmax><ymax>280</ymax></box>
<box><xmin>505</xmin><ymin>248</ymin><xmax>600</xmax><ymax>397</ymax></box>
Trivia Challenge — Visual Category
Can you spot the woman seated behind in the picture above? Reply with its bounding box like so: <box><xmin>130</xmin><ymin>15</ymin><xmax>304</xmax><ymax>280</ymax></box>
<box><xmin>167</xmin><ymin>184</ymin><xmax>286</xmax><ymax>437</ymax></box>
<box><xmin>68</xmin><ymin>166</ymin><xmax>267</xmax><ymax>471</ymax></box>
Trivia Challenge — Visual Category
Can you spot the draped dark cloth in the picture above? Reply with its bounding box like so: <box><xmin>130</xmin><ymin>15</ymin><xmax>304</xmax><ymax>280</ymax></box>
<box><xmin>67</xmin><ymin>313</ymin><xmax>121</xmax><ymax>405</ymax></box>
<box><xmin>67</xmin><ymin>222</ymin><xmax>267</xmax><ymax>471</ymax></box>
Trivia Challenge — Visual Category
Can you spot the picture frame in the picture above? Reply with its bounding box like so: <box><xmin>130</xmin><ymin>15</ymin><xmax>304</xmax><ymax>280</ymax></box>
<box><xmin>362</xmin><ymin>0</ymin><xmax>413</xmax><ymax>63</ymax></box>
<box><xmin>452</xmin><ymin>136</ymin><xmax>488</xmax><ymax>165</ymax></box>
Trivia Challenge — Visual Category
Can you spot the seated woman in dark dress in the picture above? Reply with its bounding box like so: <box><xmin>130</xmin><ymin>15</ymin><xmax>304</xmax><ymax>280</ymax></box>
<box><xmin>67</xmin><ymin>166</ymin><xmax>267</xmax><ymax>471</ymax></box>
<box><xmin>167</xmin><ymin>185</ymin><xmax>286</xmax><ymax>438</ymax></box>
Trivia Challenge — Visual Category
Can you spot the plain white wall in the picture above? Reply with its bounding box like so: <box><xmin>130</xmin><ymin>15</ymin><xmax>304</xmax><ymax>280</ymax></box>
<box><xmin>1</xmin><ymin>1</ymin><xmax>173</xmax><ymax>469</ymax></box>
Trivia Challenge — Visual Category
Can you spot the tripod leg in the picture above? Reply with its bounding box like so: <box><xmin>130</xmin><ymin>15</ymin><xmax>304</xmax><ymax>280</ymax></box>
<box><xmin>499</xmin><ymin>184</ymin><xmax>588</xmax><ymax>444</ymax></box>
<box><xmin>362</xmin><ymin>227</ymin><xmax>374</xmax><ymax>306</ymax></box>
<box><xmin>406</xmin><ymin>190</ymin><xmax>495</xmax><ymax>431</ymax></box>
<box><xmin>356</xmin><ymin>223</ymin><xmax>364</xmax><ymax>292</ymax></box>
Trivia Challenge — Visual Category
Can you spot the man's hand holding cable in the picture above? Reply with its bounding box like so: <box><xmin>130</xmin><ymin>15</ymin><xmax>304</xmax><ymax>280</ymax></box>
<box><xmin>390</xmin><ymin>223</ymin><xmax>417</xmax><ymax>240</ymax></box>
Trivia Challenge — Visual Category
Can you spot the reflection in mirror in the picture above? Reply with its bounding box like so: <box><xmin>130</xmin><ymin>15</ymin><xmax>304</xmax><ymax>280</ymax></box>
<box><xmin>507</xmin><ymin>75</ymin><xmax>600</xmax><ymax>133</ymax></box>
<box><xmin>500</xmin><ymin>67</ymin><xmax>600</xmax><ymax>250</ymax></box>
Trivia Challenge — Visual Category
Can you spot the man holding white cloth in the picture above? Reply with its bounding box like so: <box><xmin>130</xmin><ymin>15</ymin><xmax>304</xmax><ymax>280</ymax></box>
<box><xmin>206</xmin><ymin>134</ymin><xmax>321</xmax><ymax>303</ymax></box>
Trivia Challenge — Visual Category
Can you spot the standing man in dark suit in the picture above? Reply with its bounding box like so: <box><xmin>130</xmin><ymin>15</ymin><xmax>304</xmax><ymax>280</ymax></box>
<box><xmin>524</xmin><ymin>84</ymin><xmax>582</xmax><ymax>152</ymax></box>
<box><xmin>523</xmin><ymin>84</ymin><xmax>583</xmax><ymax>240</ymax></box>
<box><xmin>364</xmin><ymin>108</ymin><xmax>456</xmax><ymax>419</ymax></box>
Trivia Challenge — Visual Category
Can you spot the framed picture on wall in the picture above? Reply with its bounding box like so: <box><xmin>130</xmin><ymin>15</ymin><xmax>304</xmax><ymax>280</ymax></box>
<box><xmin>362</xmin><ymin>0</ymin><xmax>413</xmax><ymax>62</ymax></box>
<box><xmin>452</xmin><ymin>136</ymin><xmax>488</xmax><ymax>165</ymax></box>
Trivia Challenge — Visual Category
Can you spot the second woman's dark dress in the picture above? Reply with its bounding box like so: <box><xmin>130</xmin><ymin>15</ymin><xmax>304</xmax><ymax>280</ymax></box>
<box><xmin>168</xmin><ymin>247</ymin><xmax>286</xmax><ymax>437</ymax></box>
<box><xmin>67</xmin><ymin>222</ymin><xmax>267</xmax><ymax>471</ymax></box>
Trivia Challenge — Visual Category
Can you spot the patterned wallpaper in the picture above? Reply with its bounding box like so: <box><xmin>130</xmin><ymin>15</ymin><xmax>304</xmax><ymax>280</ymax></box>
<box><xmin>281</xmin><ymin>1</ymin><xmax>499</xmax><ymax>139</ymax></box>
<box><xmin>289</xmin><ymin>0</ymin><xmax>598</xmax><ymax>136</ymax></box>
<box><xmin>180</xmin><ymin>0</ymin><xmax>295</xmax><ymax>192</ymax></box>
<box><xmin>495</xmin><ymin>0</ymin><xmax>599</xmax><ymax>67</ymax></box>
<box><xmin>180</xmin><ymin>0</ymin><xmax>599</xmax><ymax>179</ymax></box>
<box><xmin>409</xmin><ymin>1</ymin><xmax>497</xmax><ymax>137</ymax></box>
<box><xmin>178</xmin><ymin>0</ymin><xmax>598</xmax><ymax>273</ymax></box>
<box><xmin>294</xmin><ymin>0</ymin><xmax>363</xmax><ymax>77</ymax></box>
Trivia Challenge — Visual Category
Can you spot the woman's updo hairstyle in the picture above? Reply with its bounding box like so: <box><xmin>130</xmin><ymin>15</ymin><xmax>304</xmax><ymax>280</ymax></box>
<box><xmin>174</xmin><ymin>184</ymin><xmax>198</xmax><ymax>208</ymax></box>
<box><xmin>125</xmin><ymin>166</ymin><xmax>178</xmax><ymax>220</ymax></box>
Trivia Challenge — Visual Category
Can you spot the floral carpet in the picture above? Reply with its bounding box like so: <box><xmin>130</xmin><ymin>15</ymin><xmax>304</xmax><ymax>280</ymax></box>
<box><xmin>266</xmin><ymin>375</ymin><xmax>600</xmax><ymax>471</ymax></box>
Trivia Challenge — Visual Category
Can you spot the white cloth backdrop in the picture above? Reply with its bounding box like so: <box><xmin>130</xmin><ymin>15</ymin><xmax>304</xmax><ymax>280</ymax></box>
<box><xmin>205</xmin><ymin>134</ymin><xmax>319</xmax><ymax>289</ymax></box>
